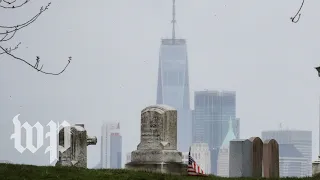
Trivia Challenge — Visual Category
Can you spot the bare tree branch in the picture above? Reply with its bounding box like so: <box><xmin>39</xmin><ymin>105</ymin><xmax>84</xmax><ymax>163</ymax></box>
<box><xmin>290</xmin><ymin>0</ymin><xmax>305</xmax><ymax>23</ymax></box>
<box><xmin>0</xmin><ymin>0</ymin><xmax>30</xmax><ymax>9</ymax></box>
<box><xmin>0</xmin><ymin>45</ymin><xmax>71</xmax><ymax>75</ymax></box>
<box><xmin>0</xmin><ymin>42</ymin><xmax>20</xmax><ymax>55</ymax></box>
<box><xmin>0</xmin><ymin>1</ymin><xmax>72</xmax><ymax>75</ymax></box>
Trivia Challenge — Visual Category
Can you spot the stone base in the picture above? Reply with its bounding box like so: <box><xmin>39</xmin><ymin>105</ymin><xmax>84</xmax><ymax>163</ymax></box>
<box><xmin>312</xmin><ymin>160</ymin><xmax>320</xmax><ymax>176</ymax></box>
<box><xmin>125</xmin><ymin>161</ymin><xmax>188</xmax><ymax>175</ymax></box>
<box><xmin>55</xmin><ymin>160</ymin><xmax>85</xmax><ymax>168</ymax></box>
<box><xmin>131</xmin><ymin>149</ymin><xmax>182</xmax><ymax>162</ymax></box>
<box><xmin>55</xmin><ymin>160</ymin><xmax>72</xmax><ymax>167</ymax></box>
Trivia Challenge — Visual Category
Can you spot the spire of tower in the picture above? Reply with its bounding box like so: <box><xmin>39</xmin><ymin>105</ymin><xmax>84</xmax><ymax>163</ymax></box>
<box><xmin>221</xmin><ymin>117</ymin><xmax>236</xmax><ymax>147</ymax></box>
<box><xmin>171</xmin><ymin>0</ymin><xmax>176</xmax><ymax>40</ymax></box>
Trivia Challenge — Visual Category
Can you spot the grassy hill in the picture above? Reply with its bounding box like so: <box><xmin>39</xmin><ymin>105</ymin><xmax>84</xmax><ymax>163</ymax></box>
<box><xmin>0</xmin><ymin>163</ymin><xmax>317</xmax><ymax>180</ymax></box>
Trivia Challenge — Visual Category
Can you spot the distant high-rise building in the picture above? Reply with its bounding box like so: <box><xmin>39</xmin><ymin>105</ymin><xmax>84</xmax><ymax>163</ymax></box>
<box><xmin>190</xmin><ymin>143</ymin><xmax>211</xmax><ymax>174</ymax></box>
<box><xmin>279</xmin><ymin>144</ymin><xmax>308</xmax><ymax>177</ymax></box>
<box><xmin>261</xmin><ymin>130</ymin><xmax>312</xmax><ymax>176</ymax></box>
<box><xmin>192</xmin><ymin>90</ymin><xmax>240</xmax><ymax>174</ymax></box>
<box><xmin>181</xmin><ymin>152</ymin><xmax>189</xmax><ymax>164</ymax></box>
<box><xmin>100</xmin><ymin>122</ymin><xmax>122</xmax><ymax>169</ymax></box>
<box><xmin>156</xmin><ymin>0</ymin><xmax>191</xmax><ymax>152</ymax></box>
<box><xmin>210</xmin><ymin>148</ymin><xmax>219</xmax><ymax>175</ymax></box>
<box><xmin>217</xmin><ymin>119</ymin><xmax>236</xmax><ymax>177</ymax></box>
<box><xmin>126</xmin><ymin>152</ymin><xmax>131</xmax><ymax>164</ymax></box>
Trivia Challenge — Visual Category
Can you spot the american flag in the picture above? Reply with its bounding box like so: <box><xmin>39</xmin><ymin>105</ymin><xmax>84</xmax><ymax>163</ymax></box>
<box><xmin>187</xmin><ymin>149</ymin><xmax>205</xmax><ymax>176</ymax></box>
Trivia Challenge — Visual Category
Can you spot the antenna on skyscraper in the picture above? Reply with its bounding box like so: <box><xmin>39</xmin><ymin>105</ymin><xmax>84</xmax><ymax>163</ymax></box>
<box><xmin>171</xmin><ymin>0</ymin><xmax>176</xmax><ymax>41</ymax></box>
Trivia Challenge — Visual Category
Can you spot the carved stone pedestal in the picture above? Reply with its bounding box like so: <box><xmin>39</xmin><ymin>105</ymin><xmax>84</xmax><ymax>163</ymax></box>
<box><xmin>131</xmin><ymin>149</ymin><xmax>182</xmax><ymax>162</ymax></box>
<box><xmin>125</xmin><ymin>105</ymin><xmax>186</xmax><ymax>175</ymax></box>
<box><xmin>126</xmin><ymin>161</ymin><xmax>187</xmax><ymax>175</ymax></box>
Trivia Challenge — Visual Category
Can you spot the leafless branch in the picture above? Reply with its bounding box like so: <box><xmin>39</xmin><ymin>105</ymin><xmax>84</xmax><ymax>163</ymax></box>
<box><xmin>290</xmin><ymin>0</ymin><xmax>305</xmax><ymax>23</ymax></box>
<box><xmin>0</xmin><ymin>1</ymin><xmax>72</xmax><ymax>75</ymax></box>
<box><xmin>0</xmin><ymin>45</ymin><xmax>71</xmax><ymax>75</ymax></box>
<box><xmin>0</xmin><ymin>42</ymin><xmax>20</xmax><ymax>55</ymax></box>
<box><xmin>0</xmin><ymin>0</ymin><xmax>30</xmax><ymax>9</ymax></box>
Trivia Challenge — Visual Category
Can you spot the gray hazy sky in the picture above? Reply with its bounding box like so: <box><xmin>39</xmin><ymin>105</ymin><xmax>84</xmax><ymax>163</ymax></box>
<box><xmin>1</xmin><ymin>0</ymin><xmax>320</xmax><ymax>168</ymax></box>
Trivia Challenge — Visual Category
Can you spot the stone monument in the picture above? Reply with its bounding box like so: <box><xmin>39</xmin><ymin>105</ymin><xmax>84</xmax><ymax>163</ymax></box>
<box><xmin>125</xmin><ymin>104</ymin><xmax>187</xmax><ymax>175</ymax></box>
<box><xmin>312</xmin><ymin>157</ymin><xmax>320</xmax><ymax>176</ymax></box>
<box><xmin>249</xmin><ymin>137</ymin><xmax>263</xmax><ymax>178</ymax></box>
<box><xmin>55</xmin><ymin>124</ymin><xmax>97</xmax><ymax>168</ymax></box>
<box><xmin>262</xmin><ymin>139</ymin><xmax>279</xmax><ymax>178</ymax></box>
<box><xmin>229</xmin><ymin>139</ymin><xmax>253</xmax><ymax>177</ymax></box>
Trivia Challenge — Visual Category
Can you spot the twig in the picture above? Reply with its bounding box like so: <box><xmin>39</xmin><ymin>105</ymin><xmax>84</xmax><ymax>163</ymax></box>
<box><xmin>0</xmin><ymin>45</ymin><xmax>71</xmax><ymax>75</ymax></box>
<box><xmin>0</xmin><ymin>42</ymin><xmax>20</xmax><ymax>55</ymax></box>
<box><xmin>0</xmin><ymin>3</ymin><xmax>50</xmax><ymax>35</ymax></box>
<box><xmin>0</xmin><ymin>1</ymin><xmax>72</xmax><ymax>75</ymax></box>
<box><xmin>0</xmin><ymin>0</ymin><xmax>30</xmax><ymax>9</ymax></box>
<box><xmin>290</xmin><ymin>0</ymin><xmax>305</xmax><ymax>23</ymax></box>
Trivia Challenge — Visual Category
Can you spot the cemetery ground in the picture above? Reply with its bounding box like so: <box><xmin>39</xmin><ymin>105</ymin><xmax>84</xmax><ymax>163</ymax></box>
<box><xmin>0</xmin><ymin>163</ymin><xmax>319</xmax><ymax>180</ymax></box>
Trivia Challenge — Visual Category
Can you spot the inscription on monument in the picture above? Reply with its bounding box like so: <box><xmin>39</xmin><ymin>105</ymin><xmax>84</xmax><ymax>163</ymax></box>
<box><xmin>141</xmin><ymin>114</ymin><xmax>150</xmax><ymax>141</ymax></box>
<box><xmin>141</xmin><ymin>113</ymin><xmax>161</xmax><ymax>142</ymax></box>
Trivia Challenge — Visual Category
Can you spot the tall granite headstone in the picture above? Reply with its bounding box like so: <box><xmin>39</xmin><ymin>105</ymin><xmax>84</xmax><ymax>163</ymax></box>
<box><xmin>55</xmin><ymin>124</ymin><xmax>97</xmax><ymax>168</ymax></box>
<box><xmin>263</xmin><ymin>139</ymin><xmax>279</xmax><ymax>178</ymax></box>
<box><xmin>229</xmin><ymin>139</ymin><xmax>253</xmax><ymax>177</ymax></box>
<box><xmin>125</xmin><ymin>104</ymin><xmax>187</xmax><ymax>175</ymax></box>
<box><xmin>249</xmin><ymin>137</ymin><xmax>263</xmax><ymax>178</ymax></box>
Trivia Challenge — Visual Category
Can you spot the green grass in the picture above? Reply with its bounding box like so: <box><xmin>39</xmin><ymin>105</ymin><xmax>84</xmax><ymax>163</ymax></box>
<box><xmin>0</xmin><ymin>163</ymin><xmax>317</xmax><ymax>180</ymax></box>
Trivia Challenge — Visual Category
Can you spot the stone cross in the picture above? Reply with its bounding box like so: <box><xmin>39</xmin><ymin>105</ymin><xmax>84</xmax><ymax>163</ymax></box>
<box><xmin>249</xmin><ymin>137</ymin><xmax>263</xmax><ymax>178</ymax></box>
<box><xmin>263</xmin><ymin>139</ymin><xmax>279</xmax><ymax>178</ymax></box>
<box><xmin>126</xmin><ymin>104</ymin><xmax>187</xmax><ymax>175</ymax></box>
<box><xmin>55</xmin><ymin>124</ymin><xmax>97</xmax><ymax>168</ymax></box>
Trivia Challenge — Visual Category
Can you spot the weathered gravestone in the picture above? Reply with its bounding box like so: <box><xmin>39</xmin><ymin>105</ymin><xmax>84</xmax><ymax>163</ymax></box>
<box><xmin>125</xmin><ymin>105</ymin><xmax>187</xmax><ymax>175</ymax></box>
<box><xmin>249</xmin><ymin>137</ymin><xmax>263</xmax><ymax>178</ymax></box>
<box><xmin>263</xmin><ymin>139</ymin><xmax>279</xmax><ymax>178</ymax></box>
<box><xmin>312</xmin><ymin>156</ymin><xmax>320</xmax><ymax>176</ymax></box>
<box><xmin>229</xmin><ymin>139</ymin><xmax>253</xmax><ymax>177</ymax></box>
<box><xmin>55</xmin><ymin>124</ymin><xmax>97</xmax><ymax>168</ymax></box>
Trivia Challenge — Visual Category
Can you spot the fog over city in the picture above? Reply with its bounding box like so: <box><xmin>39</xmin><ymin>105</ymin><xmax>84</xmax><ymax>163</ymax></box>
<box><xmin>1</xmin><ymin>0</ymin><xmax>320</xmax><ymax>170</ymax></box>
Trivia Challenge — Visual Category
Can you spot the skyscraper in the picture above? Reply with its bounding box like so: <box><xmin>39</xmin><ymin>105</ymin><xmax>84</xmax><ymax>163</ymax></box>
<box><xmin>261</xmin><ymin>130</ymin><xmax>312</xmax><ymax>176</ymax></box>
<box><xmin>156</xmin><ymin>0</ymin><xmax>191</xmax><ymax>152</ymax></box>
<box><xmin>100</xmin><ymin>122</ymin><xmax>122</xmax><ymax>169</ymax></box>
<box><xmin>278</xmin><ymin>144</ymin><xmax>308</xmax><ymax>177</ymax></box>
<box><xmin>192</xmin><ymin>90</ymin><xmax>239</xmax><ymax>147</ymax></box>
<box><xmin>192</xmin><ymin>90</ymin><xmax>240</xmax><ymax>174</ymax></box>
<box><xmin>190</xmin><ymin>143</ymin><xmax>211</xmax><ymax>174</ymax></box>
<box><xmin>126</xmin><ymin>152</ymin><xmax>131</xmax><ymax>164</ymax></box>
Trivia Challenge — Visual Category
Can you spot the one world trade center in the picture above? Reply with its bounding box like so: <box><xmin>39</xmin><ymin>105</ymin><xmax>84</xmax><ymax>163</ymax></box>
<box><xmin>156</xmin><ymin>0</ymin><xmax>191</xmax><ymax>152</ymax></box>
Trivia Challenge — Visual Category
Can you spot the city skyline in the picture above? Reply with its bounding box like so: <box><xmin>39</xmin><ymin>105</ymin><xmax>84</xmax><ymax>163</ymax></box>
<box><xmin>0</xmin><ymin>0</ymin><xmax>319</xmax><ymax>170</ymax></box>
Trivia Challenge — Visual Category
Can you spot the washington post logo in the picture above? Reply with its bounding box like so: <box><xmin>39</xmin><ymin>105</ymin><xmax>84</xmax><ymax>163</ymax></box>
<box><xmin>10</xmin><ymin>114</ymin><xmax>72</xmax><ymax>164</ymax></box>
